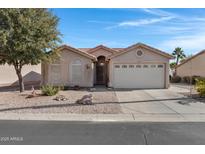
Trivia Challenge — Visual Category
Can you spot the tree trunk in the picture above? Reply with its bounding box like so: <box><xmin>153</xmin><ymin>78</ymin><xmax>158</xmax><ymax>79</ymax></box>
<box><xmin>15</xmin><ymin>68</ymin><xmax>24</xmax><ymax>92</ymax></box>
<box><xmin>176</xmin><ymin>56</ymin><xmax>179</xmax><ymax>65</ymax></box>
<box><xmin>173</xmin><ymin>56</ymin><xmax>179</xmax><ymax>77</ymax></box>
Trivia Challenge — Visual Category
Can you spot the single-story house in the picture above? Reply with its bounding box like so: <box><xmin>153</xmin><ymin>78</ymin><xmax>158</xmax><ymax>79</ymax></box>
<box><xmin>42</xmin><ymin>43</ymin><xmax>174</xmax><ymax>89</ymax></box>
<box><xmin>176</xmin><ymin>50</ymin><xmax>205</xmax><ymax>78</ymax></box>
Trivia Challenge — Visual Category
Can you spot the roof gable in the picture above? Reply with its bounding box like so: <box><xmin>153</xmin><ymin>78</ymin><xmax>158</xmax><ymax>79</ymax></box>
<box><xmin>58</xmin><ymin>45</ymin><xmax>96</xmax><ymax>60</ymax></box>
<box><xmin>87</xmin><ymin>45</ymin><xmax>118</xmax><ymax>54</ymax></box>
<box><xmin>78</xmin><ymin>47</ymin><xmax>123</xmax><ymax>53</ymax></box>
<box><xmin>109</xmin><ymin>43</ymin><xmax>174</xmax><ymax>59</ymax></box>
<box><xmin>176</xmin><ymin>50</ymin><xmax>205</xmax><ymax>68</ymax></box>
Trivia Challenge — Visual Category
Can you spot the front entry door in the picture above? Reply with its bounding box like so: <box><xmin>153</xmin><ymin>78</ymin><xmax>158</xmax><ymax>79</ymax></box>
<box><xmin>96</xmin><ymin>56</ymin><xmax>107</xmax><ymax>85</ymax></box>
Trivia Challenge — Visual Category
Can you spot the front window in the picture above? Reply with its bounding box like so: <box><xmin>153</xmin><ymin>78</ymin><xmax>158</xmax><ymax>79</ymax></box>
<box><xmin>143</xmin><ymin>65</ymin><xmax>148</xmax><ymax>68</ymax></box>
<box><xmin>71</xmin><ymin>59</ymin><xmax>82</xmax><ymax>84</ymax></box>
<box><xmin>122</xmin><ymin>65</ymin><xmax>127</xmax><ymax>68</ymax></box>
<box><xmin>136</xmin><ymin>65</ymin><xmax>141</xmax><ymax>68</ymax></box>
<box><xmin>129</xmin><ymin>65</ymin><xmax>134</xmax><ymax>68</ymax></box>
<box><xmin>115</xmin><ymin>65</ymin><xmax>120</xmax><ymax>68</ymax></box>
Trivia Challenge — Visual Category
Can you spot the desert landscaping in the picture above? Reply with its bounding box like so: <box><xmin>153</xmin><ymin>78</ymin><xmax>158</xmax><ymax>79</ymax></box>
<box><xmin>0</xmin><ymin>88</ymin><xmax>121</xmax><ymax>114</ymax></box>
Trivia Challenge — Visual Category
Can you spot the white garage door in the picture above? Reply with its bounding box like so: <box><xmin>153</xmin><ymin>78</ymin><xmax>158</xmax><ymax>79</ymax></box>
<box><xmin>113</xmin><ymin>64</ymin><xmax>165</xmax><ymax>88</ymax></box>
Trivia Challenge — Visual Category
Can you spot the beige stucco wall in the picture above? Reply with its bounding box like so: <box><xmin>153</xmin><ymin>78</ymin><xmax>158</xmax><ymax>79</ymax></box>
<box><xmin>90</xmin><ymin>49</ymin><xmax>113</xmax><ymax>58</ymax></box>
<box><xmin>43</xmin><ymin>49</ymin><xmax>94</xmax><ymax>87</ymax></box>
<box><xmin>176</xmin><ymin>52</ymin><xmax>205</xmax><ymax>78</ymax></box>
<box><xmin>0</xmin><ymin>64</ymin><xmax>41</xmax><ymax>86</ymax></box>
<box><xmin>108</xmin><ymin>47</ymin><xmax>170</xmax><ymax>88</ymax></box>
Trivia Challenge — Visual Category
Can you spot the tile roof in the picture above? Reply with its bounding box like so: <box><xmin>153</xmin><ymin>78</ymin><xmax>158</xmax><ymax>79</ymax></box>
<box><xmin>77</xmin><ymin>48</ymin><xmax>91</xmax><ymax>52</ymax></box>
<box><xmin>58</xmin><ymin>42</ymin><xmax>173</xmax><ymax>59</ymax></box>
<box><xmin>58</xmin><ymin>45</ymin><xmax>96</xmax><ymax>60</ymax></box>
<box><xmin>78</xmin><ymin>47</ymin><xmax>123</xmax><ymax>53</ymax></box>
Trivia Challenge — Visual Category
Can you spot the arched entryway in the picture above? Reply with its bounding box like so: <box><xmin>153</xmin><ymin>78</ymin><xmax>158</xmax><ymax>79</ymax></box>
<box><xmin>95</xmin><ymin>56</ymin><xmax>107</xmax><ymax>85</ymax></box>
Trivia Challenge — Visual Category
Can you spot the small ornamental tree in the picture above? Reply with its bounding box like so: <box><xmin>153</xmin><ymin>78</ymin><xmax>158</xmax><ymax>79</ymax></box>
<box><xmin>0</xmin><ymin>9</ymin><xmax>61</xmax><ymax>92</ymax></box>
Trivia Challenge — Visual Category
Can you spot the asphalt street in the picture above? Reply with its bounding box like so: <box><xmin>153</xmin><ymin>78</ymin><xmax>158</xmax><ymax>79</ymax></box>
<box><xmin>0</xmin><ymin>120</ymin><xmax>205</xmax><ymax>145</ymax></box>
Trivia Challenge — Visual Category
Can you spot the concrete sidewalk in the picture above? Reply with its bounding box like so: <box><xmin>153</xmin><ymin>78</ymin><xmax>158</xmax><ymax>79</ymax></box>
<box><xmin>1</xmin><ymin>113</ymin><xmax>205</xmax><ymax>122</ymax></box>
<box><xmin>0</xmin><ymin>84</ymin><xmax>204</xmax><ymax>122</ymax></box>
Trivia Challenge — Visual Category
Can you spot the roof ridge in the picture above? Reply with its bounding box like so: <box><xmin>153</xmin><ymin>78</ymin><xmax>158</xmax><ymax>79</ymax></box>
<box><xmin>87</xmin><ymin>45</ymin><xmax>119</xmax><ymax>54</ymax></box>
<box><xmin>108</xmin><ymin>42</ymin><xmax>174</xmax><ymax>59</ymax></box>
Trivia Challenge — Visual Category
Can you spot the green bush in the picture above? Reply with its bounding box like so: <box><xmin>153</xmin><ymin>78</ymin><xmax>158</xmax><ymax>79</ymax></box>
<box><xmin>171</xmin><ymin>75</ymin><xmax>181</xmax><ymax>83</ymax></box>
<box><xmin>195</xmin><ymin>78</ymin><xmax>205</xmax><ymax>97</ymax></box>
<box><xmin>41</xmin><ymin>85</ymin><xmax>60</xmax><ymax>96</ymax></box>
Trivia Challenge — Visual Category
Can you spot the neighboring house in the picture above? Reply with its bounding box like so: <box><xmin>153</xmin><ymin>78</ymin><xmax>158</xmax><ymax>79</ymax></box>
<box><xmin>0</xmin><ymin>64</ymin><xmax>41</xmax><ymax>87</ymax></box>
<box><xmin>176</xmin><ymin>50</ymin><xmax>205</xmax><ymax>78</ymax></box>
<box><xmin>42</xmin><ymin>43</ymin><xmax>174</xmax><ymax>89</ymax></box>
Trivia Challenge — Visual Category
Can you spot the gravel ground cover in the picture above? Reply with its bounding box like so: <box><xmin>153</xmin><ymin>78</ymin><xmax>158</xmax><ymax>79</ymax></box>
<box><xmin>0</xmin><ymin>89</ymin><xmax>121</xmax><ymax>114</ymax></box>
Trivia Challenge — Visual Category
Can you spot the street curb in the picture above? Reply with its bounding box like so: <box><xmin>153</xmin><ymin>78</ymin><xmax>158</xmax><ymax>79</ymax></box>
<box><xmin>1</xmin><ymin>113</ymin><xmax>205</xmax><ymax>122</ymax></box>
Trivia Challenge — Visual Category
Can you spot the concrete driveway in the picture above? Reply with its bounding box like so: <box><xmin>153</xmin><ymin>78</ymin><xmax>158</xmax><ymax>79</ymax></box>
<box><xmin>115</xmin><ymin>84</ymin><xmax>205</xmax><ymax>118</ymax></box>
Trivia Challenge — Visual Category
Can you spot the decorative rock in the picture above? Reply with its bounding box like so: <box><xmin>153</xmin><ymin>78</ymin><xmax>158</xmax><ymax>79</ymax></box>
<box><xmin>26</xmin><ymin>94</ymin><xmax>35</xmax><ymax>99</ymax></box>
<box><xmin>107</xmin><ymin>87</ymin><xmax>113</xmax><ymax>90</ymax></box>
<box><xmin>76</xmin><ymin>94</ymin><xmax>93</xmax><ymax>105</ymax></box>
<box><xmin>31</xmin><ymin>86</ymin><xmax>37</xmax><ymax>95</ymax></box>
<box><xmin>25</xmin><ymin>86</ymin><xmax>37</xmax><ymax>99</ymax></box>
<box><xmin>89</xmin><ymin>88</ymin><xmax>96</xmax><ymax>92</ymax></box>
<box><xmin>54</xmin><ymin>95</ymin><xmax>68</xmax><ymax>101</ymax></box>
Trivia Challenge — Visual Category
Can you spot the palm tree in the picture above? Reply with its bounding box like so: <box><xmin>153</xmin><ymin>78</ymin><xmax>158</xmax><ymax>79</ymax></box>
<box><xmin>172</xmin><ymin>47</ymin><xmax>186</xmax><ymax>65</ymax></box>
<box><xmin>170</xmin><ymin>62</ymin><xmax>177</xmax><ymax>70</ymax></box>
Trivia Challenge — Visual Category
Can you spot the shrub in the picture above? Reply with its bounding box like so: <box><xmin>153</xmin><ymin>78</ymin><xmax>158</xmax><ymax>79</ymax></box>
<box><xmin>41</xmin><ymin>85</ymin><xmax>60</xmax><ymax>96</ymax></box>
<box><xmin>193</xmin><ymin>76</ymin><xmax>201</xmax><ymax>84</ymax></box>
<box><xmin>183</xmin><ymin>76</ymin><xmax>189</xmax><ymax>83</ymax></box>
<box><xmin>195</xmin><ymin>78</ymin><xmax>205</xmax><ymax>97</ymax></box>
<box><xmin>183</xmin><ymin>76</ymin><xmax>201</xmax><ymax>84</ymax></box>
<box><xmin>57</xmin><ymin>85</ymin><xmax>65</xmax><ymax>91</ymax></box>
<box><xmin>53</xmin><ymin>85</ymin><xmax>68</xmax><ymax>91</ymax></box>
<box><xmin>171</xmin><ymin>75</ymin><xmax>181</xmax><ymax>83</ymax></box>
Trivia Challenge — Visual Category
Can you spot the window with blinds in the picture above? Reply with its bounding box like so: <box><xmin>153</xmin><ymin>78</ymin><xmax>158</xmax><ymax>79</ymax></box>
<box><xmin>71</xmin><ymin>60</ymin><xmax>82</xmax><ymax>84</ymax></box>
<box><xmin>51</xmin><ymin>65</ymin><xmax>61</xmax><ymax>84</ymax></box>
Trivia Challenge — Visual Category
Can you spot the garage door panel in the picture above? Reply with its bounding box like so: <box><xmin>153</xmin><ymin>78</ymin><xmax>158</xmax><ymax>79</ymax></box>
<box><xmin>113</xmin><ymin>64</ymin><xmax>165</xmax><ymax>88</ymax></box>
